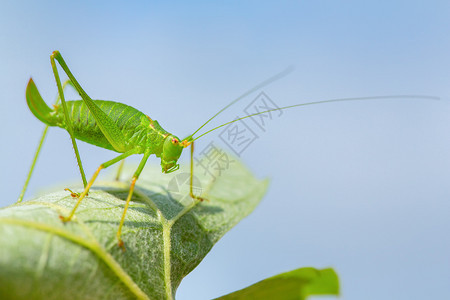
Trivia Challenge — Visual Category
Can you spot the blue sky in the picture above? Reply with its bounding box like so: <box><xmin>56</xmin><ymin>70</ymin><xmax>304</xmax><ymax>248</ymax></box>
<box><xmin>1</xmin><ymin>1</ymin><xmax>449</xmax><ymax>299</ymax></box>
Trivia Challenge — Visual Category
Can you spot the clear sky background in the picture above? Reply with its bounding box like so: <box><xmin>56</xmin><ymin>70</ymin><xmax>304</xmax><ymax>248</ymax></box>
<box><xmin>1</xmin><ymin>1</ymin><xmax>449</xmax><ymax>299</ymax></box>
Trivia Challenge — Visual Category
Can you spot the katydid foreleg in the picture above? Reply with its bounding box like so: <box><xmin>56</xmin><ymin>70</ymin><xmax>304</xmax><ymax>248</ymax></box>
<box><xmin>60</xmin><ymin>149</ymin><xmax>139</xmax><ymax>223</ymax></box>
<box><xmin>116</xmin><ymin>150</ymin><xmax>151</xmax><ymax>249</ymax></box>
<box><xmin>189</xmin><ymin>141</ymin><xmax>205</xmax><ymax>202</ymax></box>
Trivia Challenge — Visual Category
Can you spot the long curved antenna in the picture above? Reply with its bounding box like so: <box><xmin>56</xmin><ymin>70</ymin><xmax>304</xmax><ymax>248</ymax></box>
<box><xmin>190</xmin><ymin>66</ymin><xmax>294</xmax><ymax>137</ymax></box>
<box><xmin>192</xmin><ymin>94</ymin><xmax>440</xmax><ymax>141</ymax></box>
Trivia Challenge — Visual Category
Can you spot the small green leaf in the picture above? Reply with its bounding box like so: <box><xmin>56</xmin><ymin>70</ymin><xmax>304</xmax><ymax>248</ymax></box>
<box><xmin>215</xmin><ymin>267</ymin><xmax>339</xmax><ymax>300</ymax></box>
<box><xmin>0</xmin><ymin>160</ymin><xmax>268</xmax><ymax>299</ymax></box>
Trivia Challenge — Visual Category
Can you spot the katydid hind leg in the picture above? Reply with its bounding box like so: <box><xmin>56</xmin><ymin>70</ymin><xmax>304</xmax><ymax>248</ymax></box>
<box><xmin>17</xmin><ymin>126</ymin><xmax>50</xmax><ymax>203</ymax></box>
<box><xmin>51</xmin><ymin>51</ymin><xmax>128</xmax><ymax>153</ymax></box>
<box><xmin>55</xmin><ymin>79</ymin><xmax>75</xmax><ymax>106</ymax></box>
<box><xmin>17</xmin><ymin>79</ymin><xmax>81</xmax><ymax>203</ymax></box>
<box><xmin>50</xmin><ymin>54</ymin><xmax>88</xmax><ymax>188</ymax></box>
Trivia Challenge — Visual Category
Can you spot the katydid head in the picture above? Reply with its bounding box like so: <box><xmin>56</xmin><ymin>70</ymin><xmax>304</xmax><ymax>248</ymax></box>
<box><xmin>161</xmin><ymin>135</ymin><xmax>183</xmax><ymax>173</ymax></box>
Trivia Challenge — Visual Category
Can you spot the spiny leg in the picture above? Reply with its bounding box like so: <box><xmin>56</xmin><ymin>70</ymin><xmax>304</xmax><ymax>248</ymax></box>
<box><xmin>116</xmin><ymin>150</ymin><xmax>151</xmax><ymax>249</ymax></box>
<box><xmin>50</xmin><ymin>54</ymin><xmax>87</xmax><ymax>188</ymax></box>
<box><xmin>17</xmin><ymin>80</ymin><xmax>77</xmax><ymax>203</ymax></box>
<box><xmin>60</xmin><ymin>149</ymin><xmax>138</xmax><ymax>223</ymax></box>
<box><xmin>189</xmin><ymin>141</ymin><xmax>205</xmax><ymax>202</ymax></box>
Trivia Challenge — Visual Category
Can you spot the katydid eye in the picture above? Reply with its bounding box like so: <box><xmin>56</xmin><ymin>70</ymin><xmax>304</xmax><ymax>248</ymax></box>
<box><xmin>172</xmin><ymin>138</ymin><xmax>179</xmax><ymax>144</ymax></box>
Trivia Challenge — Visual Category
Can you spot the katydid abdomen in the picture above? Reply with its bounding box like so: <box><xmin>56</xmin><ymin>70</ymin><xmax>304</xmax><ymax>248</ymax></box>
<box><xmin>28</xmin><ymin>94</ymin><xmax>170</xmax><ymax>157</ymax></box>
<box><xmin>59</xmin><ymin>100</ymin><xmax>170</xmax><ymax>157</ymax></box>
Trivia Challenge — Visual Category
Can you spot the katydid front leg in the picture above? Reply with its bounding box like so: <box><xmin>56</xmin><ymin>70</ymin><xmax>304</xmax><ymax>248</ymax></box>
<box><xmin>116</xmin><ymin>150</ymin><xmax>151</xmax><ymax>249</ymax></box>
<box><xmin>189</xmin><ymin>141</ymin><xmax>206</xmax><ymax>202</ymax></box>
<box><xmin>59</xmin><ymin>150</ymin><xmax>138</xmax><ymax>222</ymax></box>
<box><xmin>60</xmin><ymin>149</ymin><xmax>148</xmax><ymax>250</ymax></box>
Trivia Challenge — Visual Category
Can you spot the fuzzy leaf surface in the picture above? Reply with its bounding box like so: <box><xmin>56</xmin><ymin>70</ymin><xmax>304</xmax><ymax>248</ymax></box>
<box><xmin>0</xmin><ymin>161</ymin><xmax>267</xmax><ymax>299</ymax></box>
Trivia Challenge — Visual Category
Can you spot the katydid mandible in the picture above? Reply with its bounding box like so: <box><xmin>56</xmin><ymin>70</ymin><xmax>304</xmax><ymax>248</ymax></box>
<box><xmin>18</xmin><ymin>50</ymin><xmax>439</xmax><ymax>248</ymax></box>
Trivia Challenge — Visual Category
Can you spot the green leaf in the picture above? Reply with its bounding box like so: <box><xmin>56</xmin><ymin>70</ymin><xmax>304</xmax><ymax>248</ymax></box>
<box><xmin>0</xmin><ymin>160</ymin><xmax>268</xmax><ymax>299</ymax></box>
<box><xmin>215</xmin><ymin>267</ymin><xmax>339</xmax><ymax>300</ymax></box>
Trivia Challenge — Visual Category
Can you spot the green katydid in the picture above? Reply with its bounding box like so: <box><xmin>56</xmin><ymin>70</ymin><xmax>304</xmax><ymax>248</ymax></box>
<box><xmin>17</xmin><ymin>50</ymin><xmax>439</xmax><ymax>248</ymax></box>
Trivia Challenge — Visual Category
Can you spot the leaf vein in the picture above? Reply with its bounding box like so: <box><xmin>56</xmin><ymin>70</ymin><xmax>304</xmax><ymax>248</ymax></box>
<box><xmin>0</xmin><ymin>218</ymin><xmax>150</xmax><ymax>300</ymax></box>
